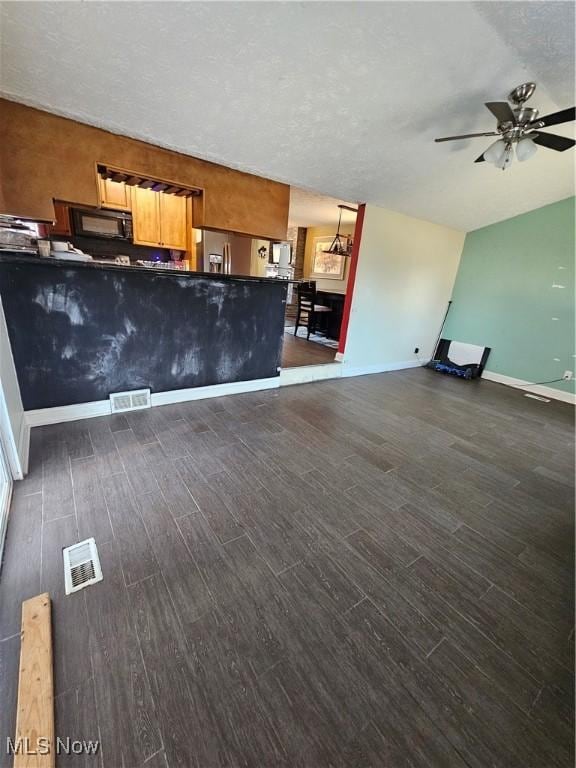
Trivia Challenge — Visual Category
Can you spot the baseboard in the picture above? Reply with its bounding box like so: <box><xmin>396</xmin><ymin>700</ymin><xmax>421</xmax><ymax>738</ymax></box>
<box><xmin>150</xmin><ymin>377</ymin><xmax>279</xmax><ymax>406</ymax></box>
<box><xmin>23</xmin><ymin>378</ymin><xmax>280</xmax><ymax>427</ymax></box>
<box><xmin>341</xmin><ymin>360</ymin><xmax>422</xmax><ymax>378</ymax></box>
<box><xmin>25</xmin><ymin>399</ymin><xmax>112</xmax><ymax>428</ymax></box>
<box><xmin>279</xmin><ymin>363</ymin><xmax>343</xmax><ymax>386</ymax></box>
<box><xmin>482</xmin><ymin>370</ymin><xmax>576</xmax><ymax>405</ymax></box>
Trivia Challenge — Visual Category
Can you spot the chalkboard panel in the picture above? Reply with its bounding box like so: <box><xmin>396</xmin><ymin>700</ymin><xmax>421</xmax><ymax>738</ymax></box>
<box><xmin>0</xmin><ymin>258</ymin><xmax>287</xmax><ymax>409</ymax></box>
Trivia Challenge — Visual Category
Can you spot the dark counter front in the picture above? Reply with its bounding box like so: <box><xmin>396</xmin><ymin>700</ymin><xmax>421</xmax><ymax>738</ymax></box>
<box><xmin>0</xmin><ymin>256</ymin><xmax>287</xmax><ymax>409</ymax></box>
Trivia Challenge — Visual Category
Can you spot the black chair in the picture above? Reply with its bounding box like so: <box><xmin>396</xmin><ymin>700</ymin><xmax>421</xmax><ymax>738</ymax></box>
<box><xmin>294</xmin><ymin>281</ymin><xmax>332</xmax><ymax>340</ymax></box>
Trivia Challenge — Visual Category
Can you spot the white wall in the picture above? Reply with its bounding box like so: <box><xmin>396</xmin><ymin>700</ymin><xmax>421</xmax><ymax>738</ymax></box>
<box><xmin>343</xmin><ymin>205</ymin><xmax>465</xmax><ymax>372</ymax></box>
<box><xmin>0</xmin><ymin>297</ymin><xmax>26</xmax><ymax>477</ymax></box>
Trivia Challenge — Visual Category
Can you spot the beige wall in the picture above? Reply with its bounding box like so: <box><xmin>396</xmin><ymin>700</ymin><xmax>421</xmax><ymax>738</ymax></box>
<box><xmin>344</xmin><ymin>205</ymin><xmax>465</xmax><ymax>370</ymax></box>
<box><xmin>303</xmin><ymin>223</ymin><xmax>355</xmax><ymax>293</ymax></box>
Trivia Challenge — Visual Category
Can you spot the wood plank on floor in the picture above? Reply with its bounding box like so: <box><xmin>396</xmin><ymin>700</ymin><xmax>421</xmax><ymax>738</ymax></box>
<box><xmin>14</xmin><ymin>593</ymin><xmax>54</xmax><ymax>768</ymax></box>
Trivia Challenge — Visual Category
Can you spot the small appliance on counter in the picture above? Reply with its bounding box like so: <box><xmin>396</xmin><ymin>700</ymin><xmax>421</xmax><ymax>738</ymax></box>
<box><xmin>50</xmin><ymin>241</ymin><xmax>93</xmax><ymax>262</ymax></box>
<box><xmin>0</xmin><ymin>215</ymin><xmax>38</xmax><ymax>254</ymax></box>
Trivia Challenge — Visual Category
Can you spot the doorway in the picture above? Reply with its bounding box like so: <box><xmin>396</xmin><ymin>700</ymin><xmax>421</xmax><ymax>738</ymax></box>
<box><xmin>281</xmin><ymin>188</ymin><xmax>357</xmax><ymax>369</ymax></box>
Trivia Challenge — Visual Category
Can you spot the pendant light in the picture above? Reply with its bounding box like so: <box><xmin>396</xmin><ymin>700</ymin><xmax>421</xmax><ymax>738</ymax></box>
<box><xmin>323</xmin><ymin>204</ymin><xmax>358</xmax><ymax>256</ymax></box>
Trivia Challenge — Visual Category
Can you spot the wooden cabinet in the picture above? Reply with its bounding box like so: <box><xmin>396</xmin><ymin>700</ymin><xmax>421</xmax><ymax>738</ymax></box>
<box><xmin>50</xmin><ymin>201</ymin><xmax>72</xmax><ymax>236</ymax></box>
<box><xmin>131</xmin><ymin>187</ymin><xmax>161</xmax><ymax>246</ymax></box>
<box><xmin>159</xmin><ymin>193</ymin><xmax>187</xmax><ymax>249</ymax></box>
<box><xmin>98</xmin><ymin>177</ymin><xmax>130</xmax><ymax>210</ymax></box>
<box><xmin>132</xmin><ymin>187</ymin><xmax>187</xmax><ymax>250</ymax></box>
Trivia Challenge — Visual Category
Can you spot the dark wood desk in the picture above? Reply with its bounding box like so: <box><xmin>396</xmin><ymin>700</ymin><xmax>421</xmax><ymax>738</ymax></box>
<box><xmin>316</xmin><ymin>290</ymin><xmax>346</xmax><ymax>340</ymax></box>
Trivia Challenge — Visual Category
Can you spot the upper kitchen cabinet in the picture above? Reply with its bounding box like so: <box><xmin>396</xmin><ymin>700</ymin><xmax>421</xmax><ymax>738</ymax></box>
<box><xmin>98</xmin><ymin>176</ymin><xmax>130</xmax><ymax>211</ymax></box>
<box><xmin>50</xmin><ymin>201</ymin><xmax>72</xmax><ymax>236</ymax></box>
<box><xmin>159</xmin><ymin>193</ymin><xmax>187</xmax><ymax>250</ymax></box>
<box><xmin>36</xmin><ymin>199</ymin><xmax>72</xmax><ymax>238</ymax></box>
<box><xmin>132</xmin><ymin>186</ymin><xmax>187</xmax><ymax>250</ymax></box>
<box><xmin>131</xmin><ymin>186</ymin><xmax>161</xmax><ymax>246</ymax></box>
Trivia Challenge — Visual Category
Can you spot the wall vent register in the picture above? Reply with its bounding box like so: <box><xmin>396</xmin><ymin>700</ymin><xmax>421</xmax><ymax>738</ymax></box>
<box><xmin>63</xmin><ymin>538</ymin><xmax>103</xmax><ymax>595</ymax></box>
<box><xmin>110</xmin><ymin>388</ymin><xmax>151</xmax><ymax>413</ymax></box>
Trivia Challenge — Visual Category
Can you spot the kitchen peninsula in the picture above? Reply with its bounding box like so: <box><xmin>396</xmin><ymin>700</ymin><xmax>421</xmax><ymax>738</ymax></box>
<box><xmin>0</xmin><ymin>254</ymin><xmax>287</xmax><ymax>409</ymax></box>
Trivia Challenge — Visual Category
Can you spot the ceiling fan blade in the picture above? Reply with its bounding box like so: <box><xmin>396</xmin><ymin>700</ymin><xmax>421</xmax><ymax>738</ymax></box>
<box><xmin>474</xmin><ymin>153</ymin><xmax>486</xmax><ymax>163</ymax></box>
<box><xmin>435</xmin><ymin>131</ymin><xmax>498</xmax><ymax>143</ymax></box>
<box><xmin>531</xmin><ymin>131</ymin><xmax>576</xmax><ymax>152</ymax></box>
<box><xmin>532</xmin><ymin>107</ymin><xmax>575</xmax><ymax>128</ymax></box>
<box><xmin>485</xmin><ymin>102</ymin><xmax>515</xmax><ymax>123</ymax></box>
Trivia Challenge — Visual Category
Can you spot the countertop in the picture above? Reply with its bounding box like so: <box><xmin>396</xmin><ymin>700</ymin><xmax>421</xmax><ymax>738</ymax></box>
<box><xmin>0</xmin><ymin>251</ymin><xmax>284</xmax><ymax>285</ymax></box>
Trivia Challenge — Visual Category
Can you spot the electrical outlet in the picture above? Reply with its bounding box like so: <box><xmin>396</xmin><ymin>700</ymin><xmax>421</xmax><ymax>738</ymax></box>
<box><xmin>562</xmin><ymin>370</ymin><xmax>573</xmax><ymax>380</ymax></box>
<box><xmin>414</xmin><ymin>347</ymin><xmax>419</xmax><ymax>354</ymax></box>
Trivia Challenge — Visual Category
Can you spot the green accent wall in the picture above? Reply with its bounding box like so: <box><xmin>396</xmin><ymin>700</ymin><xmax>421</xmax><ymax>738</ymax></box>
<box><xmin>444</xmin><ymin>197</ymin><xmax>575</xmax><ymax>395</ymax></box>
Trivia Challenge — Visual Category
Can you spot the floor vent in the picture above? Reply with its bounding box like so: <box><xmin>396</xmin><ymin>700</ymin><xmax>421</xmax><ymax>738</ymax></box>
<box><xmin>63</xmin><ymin>538</ymin><xmax>103</xmax><ymax>595</ymax></box>
<box><xmin>110</xmin><ymin>388</ymin><xmax>151</xmax><ymax>413</ymax></box>
<box><xmin>524</xmin><ymin>393</ymin><xmax>551</xmax><ymax>403</ymax></box>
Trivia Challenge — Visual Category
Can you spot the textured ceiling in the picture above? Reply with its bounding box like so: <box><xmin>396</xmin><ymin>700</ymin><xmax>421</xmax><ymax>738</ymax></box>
<box><xmin>289</xmin><ymin>188</ymin><xmax>357</xmax><ymax>229</ymax></box>
<box><xmin>1</xmin><ymin>1</ymin><xmax>574</xmax><ymax>231</ymax></box>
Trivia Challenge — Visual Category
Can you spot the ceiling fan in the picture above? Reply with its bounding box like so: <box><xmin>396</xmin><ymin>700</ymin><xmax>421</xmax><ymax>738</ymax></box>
<box><xmin>435</xmin><ymin>83</ymin><xmax>575</xmax><ymax>169</ymax></box>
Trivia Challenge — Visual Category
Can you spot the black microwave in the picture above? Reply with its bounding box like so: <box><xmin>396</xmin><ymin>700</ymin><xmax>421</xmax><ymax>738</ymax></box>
<box><xmin>71</xmin><ymin>207</ymin><xmax>133</xmax><ymax>240</ymax></box>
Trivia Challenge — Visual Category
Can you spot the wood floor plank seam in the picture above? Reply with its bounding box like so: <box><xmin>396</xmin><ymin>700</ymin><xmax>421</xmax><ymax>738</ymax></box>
<box><xmin>425</xmin><ymin>636</ymin><xmax>446</xmax><ymax>659</ymax></box>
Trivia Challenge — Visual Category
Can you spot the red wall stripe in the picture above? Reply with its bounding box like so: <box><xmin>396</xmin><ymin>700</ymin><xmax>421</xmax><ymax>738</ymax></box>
<box><xmin>338</xmin><ymin>203</ymin><xmax>366</xmax><ymax>355</ymax></box>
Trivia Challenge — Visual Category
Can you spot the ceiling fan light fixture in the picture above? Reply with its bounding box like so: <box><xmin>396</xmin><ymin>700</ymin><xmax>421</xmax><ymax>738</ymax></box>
<box><xmin>516</xmin><ymin>137</ymin><xmax>538</xmax><ymax>162</ymax></box>
<box><xmin>483</xmin><ymin>139</ymin><xmax>508</xmax><ymax>165</ymax></box>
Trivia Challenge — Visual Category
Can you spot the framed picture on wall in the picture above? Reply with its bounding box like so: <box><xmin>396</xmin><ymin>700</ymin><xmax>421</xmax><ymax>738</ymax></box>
<box><xmin>310</xmin><ymin>237</ymin><xmax>346</xmax><ymax>280</ymax></box>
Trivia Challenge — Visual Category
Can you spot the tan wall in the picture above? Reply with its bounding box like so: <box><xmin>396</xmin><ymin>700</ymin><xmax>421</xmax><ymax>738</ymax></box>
<box><xmin>303</xmin><ymin>223</ymin><xmax>355</xmax><ymax>293</ymax></box>
<box><xmin>0</xmin><ymin>99</ymin><xmax>289</xmax><ymax>240</ymax></box>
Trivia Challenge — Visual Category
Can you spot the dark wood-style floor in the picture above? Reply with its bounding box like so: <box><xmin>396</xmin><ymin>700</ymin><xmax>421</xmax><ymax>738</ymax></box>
<box><xmin>0</xmin><ymin>369</ymin><xmax>574</xmax><ymax>768</ymax></box>
<box><xmin>281</xmin><ymin>332</ymin><xmax>337</xmax><ymax>368</ymax></box>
